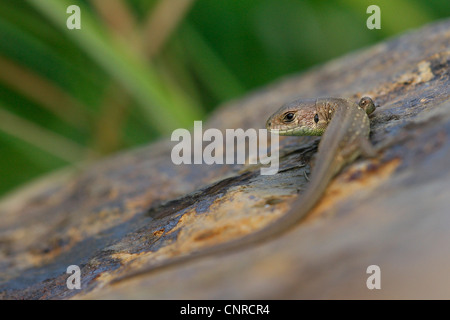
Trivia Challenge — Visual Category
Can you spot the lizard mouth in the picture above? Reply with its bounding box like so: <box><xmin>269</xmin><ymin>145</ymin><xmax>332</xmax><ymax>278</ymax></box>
<box><xmin>267</xmin><ymin>125</ymin><xmax>323</xmax><ymax>136</ymax></box>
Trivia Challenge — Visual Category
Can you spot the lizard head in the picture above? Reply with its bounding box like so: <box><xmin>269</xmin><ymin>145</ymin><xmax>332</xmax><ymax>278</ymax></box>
<box><xmin>358</xmin><ymin>96</ymin><xmax>377</xmax><ymax>115</ymax></box>
<box><xmin>266</xmin><ymin>99</ymin><xmax>329</xmax><ymax>136</ymax></box>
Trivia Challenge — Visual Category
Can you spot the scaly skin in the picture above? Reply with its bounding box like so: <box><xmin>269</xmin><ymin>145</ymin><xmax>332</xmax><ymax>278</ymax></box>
<box><xmin>113</xmin><ymin>97</ymin><xmax>377</xmax><ymax>283</ymax></box>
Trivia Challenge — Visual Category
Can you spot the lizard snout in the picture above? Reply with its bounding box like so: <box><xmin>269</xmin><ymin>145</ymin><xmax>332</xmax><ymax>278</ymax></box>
<box><xmin>266</xmin><ymin>117</ymin><xmax>276</xmax><ymax>130</ymax></box>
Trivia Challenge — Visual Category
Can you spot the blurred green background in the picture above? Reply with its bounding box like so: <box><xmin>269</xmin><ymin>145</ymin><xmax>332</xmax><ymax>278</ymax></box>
<box><xmin>0</xmin><ymin>0</ymin><xmax>448</xmax><ymax>198</ymax></box>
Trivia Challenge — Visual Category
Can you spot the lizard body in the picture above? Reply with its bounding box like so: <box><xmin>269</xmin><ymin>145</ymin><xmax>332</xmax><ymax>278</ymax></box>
<box><xmin>113</xmin><ymin>97</ymin><xmax>376</xmax><ymax>282</ymax></box>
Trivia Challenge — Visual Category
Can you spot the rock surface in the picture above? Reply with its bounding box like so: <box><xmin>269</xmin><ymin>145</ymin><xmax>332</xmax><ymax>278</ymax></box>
<box><xmin>1</xmin><ymin>19</ymin><xmax>450</xmax><ymax>299</ymax></box>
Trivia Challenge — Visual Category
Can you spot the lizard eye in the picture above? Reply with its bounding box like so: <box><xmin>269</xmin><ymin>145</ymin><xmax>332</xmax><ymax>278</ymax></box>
<box><xmin>283</xmin><ymin>112</ymin><xmax>295</xmax><ymax>123</ymax></box>
<box><xmin>314</xmin><ymin>114</ymin><xmax>319</xmax><ymax>123</ymax></box>
<box><xmin>359</xmin><ymin>97</ymin><xmax>373</xmax><ymax>107</ymax></box>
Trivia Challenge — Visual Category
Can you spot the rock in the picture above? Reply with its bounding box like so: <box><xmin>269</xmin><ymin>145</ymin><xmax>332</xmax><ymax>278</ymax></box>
<box><xmin>1</xmin><ymin>19</ymin><xmax>450</xmax><ymax>299</ymax></box>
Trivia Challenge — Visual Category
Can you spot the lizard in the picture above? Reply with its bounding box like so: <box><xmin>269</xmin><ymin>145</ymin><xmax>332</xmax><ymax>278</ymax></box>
<box><xmin>112</xmin><ymin>96</ymin><xmax>377</xmax><ymax>283</ymax></box>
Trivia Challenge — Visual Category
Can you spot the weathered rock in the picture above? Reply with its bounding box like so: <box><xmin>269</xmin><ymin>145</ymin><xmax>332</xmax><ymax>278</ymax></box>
<box><xmin>1</xmin><ymin>19</ymin><xmax>450</xmax><ymax>299</ymax></box>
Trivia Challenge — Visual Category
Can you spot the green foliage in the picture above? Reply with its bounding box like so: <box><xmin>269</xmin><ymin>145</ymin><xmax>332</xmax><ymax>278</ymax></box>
<box><xmin>0</xmin><ymin>0</ymin><xmax>448</xmax><ymax>197</ymax></box>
